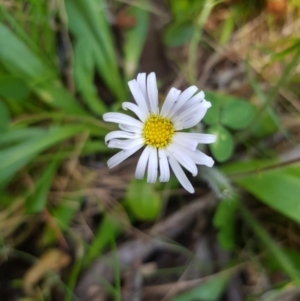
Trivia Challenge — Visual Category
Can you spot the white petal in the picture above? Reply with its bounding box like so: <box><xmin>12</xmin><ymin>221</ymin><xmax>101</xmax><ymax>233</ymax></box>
<box><xmin>170</xmin><ymin>143</ymin><xmax>214</xmax><ymax>167</ymax></box>
<box><xmin>175</xmin><ymin>132</ymin><xmax>216</xmax><ymax>144</ymax></box>
<box><xmin>169</xmin><ymin>86</ymin><xmax>198</xmax><ymax>117</ymax></box>
<box><xmin>160</xmin><ymin>88</ymin><xmax>181</xmax><ymax>117</ymax></box>
<box><xmin>181</xmin><ymin>98</ymin><xmax>211</xmax><ymax>113</ymax></box>
<box><xmin>158</xmin><ymin>149</ymin><xmax>170</xmax><ymax>182</ymax></box>
<box><xmin>190</xmin><ymin>149</ymin><xmax>215</xmax><ymax>167</ymax></box>
<box><xmin>174</xmin><ymin>108</ymin><xmax>207</xmax><ymax>130</ymax></box>
<box><xmin>167</xmin><ymin>144</ymin><xmax>198</xmax><ymax>176</ymax></box>
<box><xmin>108</xmin><ymin>138</ymin><xmax>144</xmax><ymax>149</ymax></box>
<box><xmin>167</xmin><ymin>151</ymin><xmax>195</xmax><ymax>193</ymax></box>
<box><xmin>105</xmin><ymin>130</ymin><xmax>140</xmax><ymax>143</ymax></box>
<box><xmin>135</xmin><ymin>146</ymin><xmax>151</xmax><ymax>179</ymax></box>
<box><xmin>122</xmin><ymin>102</ymin><xmax>147</xmax><ymax>122</ymax></box>
<box><xmin>172</xmin><ymin>134</ymin><xmax>198</xmax><ymax>151</ymax></box>
<box><xmin>103</xmin><ymin>113</ymin><xmax>143</xmax><ymax>128</ymax></box>
<box><xmin>128</xmin><ymin>80</ymin><xmax>150</xmax><ymax>115</ymax></box>
<box><xmin>147</xmin><ymin>147</ymin><xmax>158</xmax><ymax>183</ymax></box>
<box><xmin>172</xmin><ymin>103</ymin><xmax>203</xmax><ymax>126</ymax></box>
<box><xmin>119</xmin><ymin>124</ymin><xmax>142</xmax><ymax>134</ymax></box>
<box><xmin>137</xmin><ymin>73</ymin><xmax>150</xmax><ymax>111</ymax></box>
<box><xmin>147</xmin><ymin>72</ymin><xmax>159</xmax><ymax>114</ymax></box>
<box><xmin>107</xmin><ymin>143</ymin><xmax>144</xmax><ymax>169</ymax></box>
<box><xmin>180</xmin><ymin>90</ymin><xmax>205</xmax><ymax>108</ymax></box>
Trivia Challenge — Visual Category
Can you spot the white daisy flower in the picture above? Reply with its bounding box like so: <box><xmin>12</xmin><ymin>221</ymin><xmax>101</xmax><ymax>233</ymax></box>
<box><xmin>103</xmin><ymin>72</ymin><xmax>216</xmax><ymax>193</ymax></box>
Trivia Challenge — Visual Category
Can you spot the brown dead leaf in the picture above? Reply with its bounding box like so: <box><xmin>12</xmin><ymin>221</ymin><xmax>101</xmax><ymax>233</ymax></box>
<box><xmin>23</xmin><ymin>249</ymin><xmax>70</xmax><ymax>296</ymax></box>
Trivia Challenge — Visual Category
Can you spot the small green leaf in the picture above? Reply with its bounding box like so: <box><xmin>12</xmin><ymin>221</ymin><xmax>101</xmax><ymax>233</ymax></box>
<box><xmin>207</xmin><ymin>125</ymin><xmax>234</xmax><ymax>162</ymax></box>
<box><xmin>0</xmin><ymin>101</ymin><xmax>10</xmax><ymax>131</ymax></box>
<box><xmin>203</xmin><ymin>91</ymin><xmax>221</xmax><ymax>126</ymax></box>
<box><xmin>220</xmin><ymin>99</ymin><xmax>255</xmax><ymax>130</ymax></box>
<box><xmin>213</xmin><ymin>197</ymin><xmax>239</xmax><ymax>251</ymax></box>
<box><xmin>126</xmin><ymin>178</ymin><xmax>161</xmax><ymax>221</ymax></box>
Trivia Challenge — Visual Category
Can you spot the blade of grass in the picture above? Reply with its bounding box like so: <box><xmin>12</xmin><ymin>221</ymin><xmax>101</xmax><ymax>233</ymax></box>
<box><xmin>238</xmin><ymin>41</ymin><xmax>300</xmax><ymax>142</ymax></box>
<box><xmin>111</xmin><ymin>237</ymin><xmax>121</xmax><ymax>301</ymax></box>
<box><xmin>0</xmin><ymin>125</ymin><xmax>87</xmax><ymax>187</ymax></box>
<box><xmin>239</xmin><ymin>203</ymin><xmax>300</xmax><ymax>287</ymax></box>
<box><xmin>123</xmin><ymin>4</ymin><xmax>149</xmax><ymax>80</ymax></box>
<box><xmin>0</xmin><ymin>24</ymin><xmax>88</xmax><ymax>115</ymax></box>
<box><xmin>84</xmin><ymin>214</ymin><xmax>121</xmax><ymax>267</ymax></box>
<box><xmin>187</xmin><ymin>0</ymin><xmax>216</xmax><ymax>83</ymax></box>
<box><xmin>65</xmin><ymin>0</ymin><xmax>126</xmax><ymax>102</ymax></box>
<box><xmin>26</xmin><ymin>157</ymin><xmax>61</xmax><ymax>213</ymax></box>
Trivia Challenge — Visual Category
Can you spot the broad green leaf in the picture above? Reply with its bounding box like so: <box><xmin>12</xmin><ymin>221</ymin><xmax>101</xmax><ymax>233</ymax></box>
<box><xmin>207</xmin><ymin>125</ymin><xmax>234</xmax><ymax>162</ymax></box>
<box><xmin>221</xmin><ymin>159</ymin><xmax>277</xmax><ymax>176</ymax></box>
<box><xmin>172</xmin><ymin>271</ymin><xmax>231</xmax><ymax>301</ymax></box>
<box><xmin>0</xmin><ymin>76</ymin><xmax>30</xmax><ymax>100</ymax></box>
<box><xmin>123</xmin><ymin>6</ymin><xmax>149</xmax><ymax>79</ymax></box>
<box><xmin>125</xmin><ymin>179</ymin><xmax>161</xmax><ymax>221</ymax></box>
<box><xmin>213</xmin><ymin>197</ymin><xmax>239</xmax><ymax>251</ymax></box>
<box><xmin>203</xmin><ymin>91</ymin><xmax>221</xmax><ymax>126</ymax></box>
<box><xmin>237</xmin><ymin>165</ymin><xmax>300</xmax><ymax>224</ymax></box>
<box><xmin>221</xmin><ymin>99</ymin><xmax>255</xmax><ymax>130</ymax></box>
<box><xmin>0</xmin><ymin>101</ymin><xmax>10</xmax><ymax>131</ymax></box>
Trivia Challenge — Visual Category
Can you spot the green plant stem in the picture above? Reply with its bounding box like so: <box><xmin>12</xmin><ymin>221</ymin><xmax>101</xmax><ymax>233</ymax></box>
<box><xmin>239</xmin><ymin>203</ymin><xmax>300</xmax><ymax>287</ymax></box>
<box><xmin>188</xmin><ymin>0</ymin><xmax>215</xmax><ymax>83</ymax></box>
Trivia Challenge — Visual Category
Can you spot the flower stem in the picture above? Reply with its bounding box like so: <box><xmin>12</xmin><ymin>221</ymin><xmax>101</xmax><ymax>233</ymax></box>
<box><xmin>188</xmin><ymin>0</ymin><xmax>215</xmax><ymax>84</ymax></box>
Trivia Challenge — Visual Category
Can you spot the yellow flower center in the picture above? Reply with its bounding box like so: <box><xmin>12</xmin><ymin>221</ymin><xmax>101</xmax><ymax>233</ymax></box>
<box><xmin>143</xmin><ymin>114</ymin><xmax>175</xmax><ymax>148</ymax></box>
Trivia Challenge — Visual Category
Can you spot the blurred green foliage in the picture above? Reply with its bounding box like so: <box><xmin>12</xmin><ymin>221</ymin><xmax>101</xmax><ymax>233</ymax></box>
<box><xmin>1</xmin><ymin>0</ymin><xmax>300</xmax><ymax>300</ymax></box>
<box><xmin>203</xmin><ymin>91</ymin><xmax>256</xmax><ymax>162</ymax></box>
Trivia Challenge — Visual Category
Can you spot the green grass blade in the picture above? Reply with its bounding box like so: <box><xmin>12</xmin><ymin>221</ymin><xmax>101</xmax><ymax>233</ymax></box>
<box><xmin>65</xmin><ymin>0</ymin><xmax>126</xmax><ymax>102</ymax></box>
<box><xmin>0</xmin><ymin>125</ymin><xmax>87</xmax><ymax>187</ymax></box>
<box><xmin>123</xmin><ymin>5</ymin><xmax>149</xmax><ymax>80</ymax></box>
<box><xmin>240</xmin><ymin>204</ymin><xmax>300</xmax><ymax>287</ymax></box>
<box><xmin>0</xmin><ymin>24</ymin><xmax>88</xmax><ymax>115</ymax></box>
<box><xmin>26</xmin><ymin>158</ymin><xmax>61</xmax><ymax>213</ymax></box>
